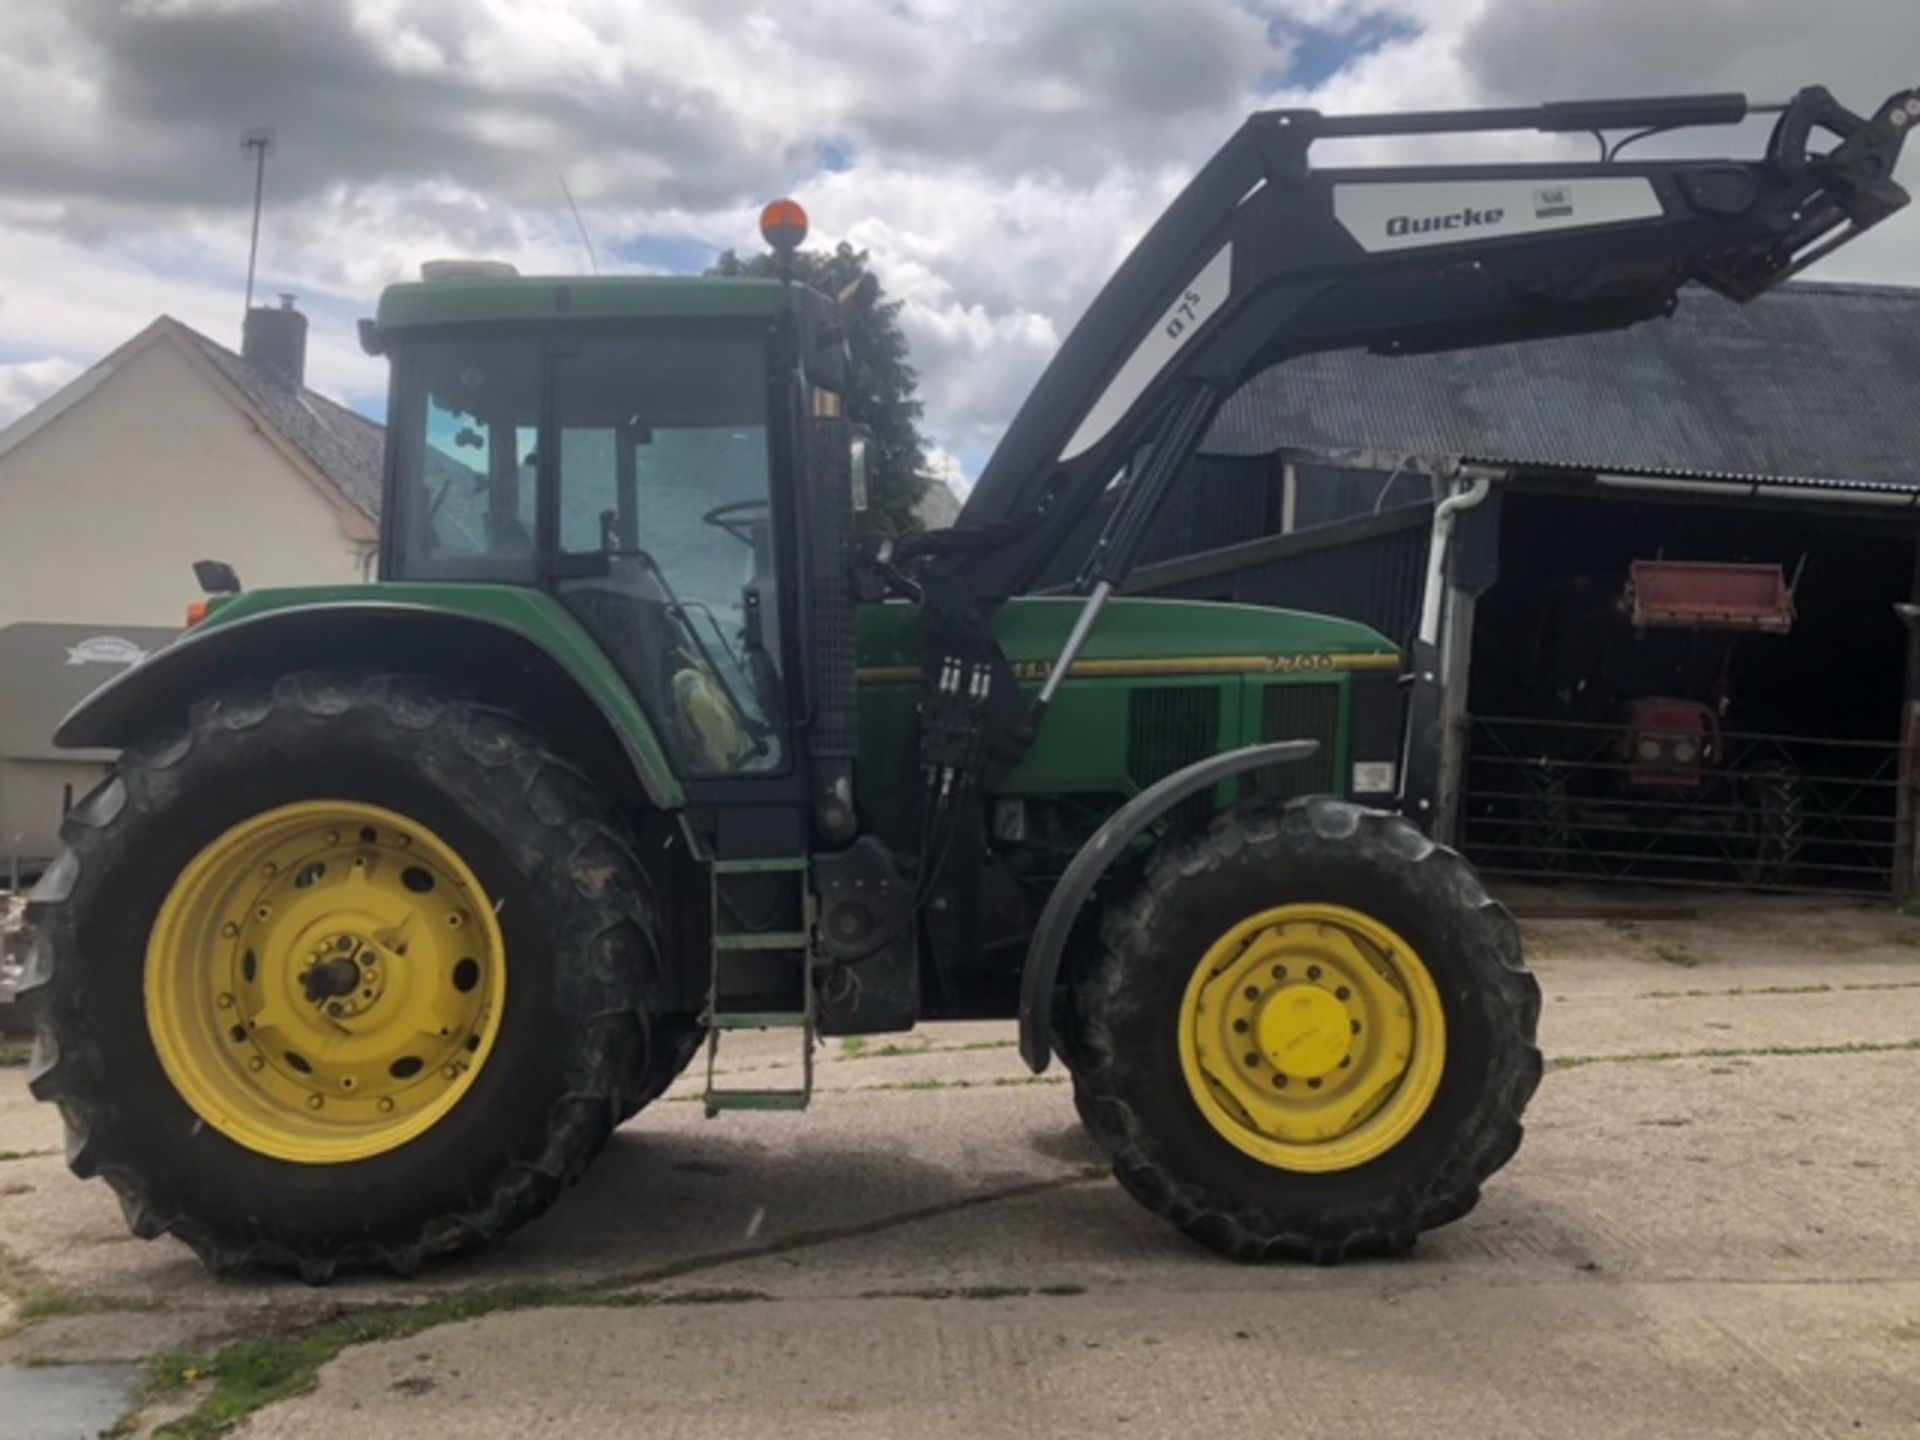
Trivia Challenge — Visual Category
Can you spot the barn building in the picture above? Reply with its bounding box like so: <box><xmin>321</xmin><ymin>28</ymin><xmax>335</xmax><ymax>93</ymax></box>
<box><xmin>1119</xmin><ymin>280</ymin><xmax>1920</xmax><ymax>896</ymax></box>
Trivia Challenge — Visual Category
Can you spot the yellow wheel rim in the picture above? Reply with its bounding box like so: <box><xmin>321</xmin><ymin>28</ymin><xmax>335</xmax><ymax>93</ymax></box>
<box><xmin>144</xmin><ymin>801</ymin><xmax>506</xmax><ymax>1166</ymax></box>
<box><xmin>1177</xmin><ymin>903</ymin><xmax>1445</xmax><ymax>1174</ymax></box>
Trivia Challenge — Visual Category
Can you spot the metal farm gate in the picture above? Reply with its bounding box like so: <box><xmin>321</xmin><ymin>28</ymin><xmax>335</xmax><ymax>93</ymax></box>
<box><xmin>1460</xmin><ymin>714</ymin><xmax>1910</xmax><ymax>895</ymax></box>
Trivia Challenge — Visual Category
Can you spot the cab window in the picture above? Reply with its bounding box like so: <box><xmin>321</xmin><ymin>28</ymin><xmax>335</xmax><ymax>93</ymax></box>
<box><xmin>390</xmin><ymin>341</ymin><xmax>542</xmax><ymax>580</ymax></box>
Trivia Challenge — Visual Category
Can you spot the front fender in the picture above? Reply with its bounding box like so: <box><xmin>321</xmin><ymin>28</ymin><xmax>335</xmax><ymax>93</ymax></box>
<box><xmin>1016</xmin><ymin>739</ymin><xmax>1319</xmax><ymax>1072</ymax></box>
<box><xmin>55</xmin><ymin>597</ymin><xmax>684</xmax><ymax>810</ymax></box>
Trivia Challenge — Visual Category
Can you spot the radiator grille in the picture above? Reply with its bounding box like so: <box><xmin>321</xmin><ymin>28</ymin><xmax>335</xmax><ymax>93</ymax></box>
<box><xmin>1252</xmin><ymin>682</ymin><xmax>1341</xmax><ymax>799</ymax></box>
<box><xmin>1128</xmin><ymin>687</ymin><xmax>1220</xmax><ymax>828</ymax></box>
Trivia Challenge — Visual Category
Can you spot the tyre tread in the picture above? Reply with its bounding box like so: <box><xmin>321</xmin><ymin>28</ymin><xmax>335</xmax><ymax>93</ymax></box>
<box><xmin>1067</xmin><ymin>795</ymin><xmax>1542</xmax><ymax>1263</ymax></box>
<box><xmin>23</xmin><ymin>670</ymin><xmax>660</xmax><ymax>1281</ymax></box>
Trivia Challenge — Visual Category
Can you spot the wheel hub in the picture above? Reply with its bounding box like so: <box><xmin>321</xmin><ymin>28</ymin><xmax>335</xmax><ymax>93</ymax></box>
<box><xmin>1256</xmin><ymin>984</ymin><xmax>1352</xmax><ymax>1080</ymax></box>
<box><xmin>144</xmin><ymin>802</ymin><xmax>506</xmax><ymax>1165</ymax></box>
<box><xmin>1177</xmin><ymin>904</ymin><xmax>1446</xmax><ymax>1173</ymax></box>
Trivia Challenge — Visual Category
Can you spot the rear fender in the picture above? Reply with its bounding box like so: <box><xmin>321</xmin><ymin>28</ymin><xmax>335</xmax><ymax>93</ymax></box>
<box><xmin>54</xmin><ymin>601</ymin><xmax>684</xmax><ymax>810</ymax></box>
<box><xmin>1017</xmin><ymin>739</ymin><xmax>1319</xmax><ymax>1071</ymax></box>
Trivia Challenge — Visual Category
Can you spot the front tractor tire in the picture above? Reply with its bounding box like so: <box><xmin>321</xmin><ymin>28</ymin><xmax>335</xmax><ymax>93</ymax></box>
<box><xmin>1067</xmin><ymin>797</ymin><xmax>1541</xmax><ymax>1263</ymax></box>
<box><xmin>23</xmin><ymin>672</ymin><xmax>663</xmax><ymax>1281</ymax></box>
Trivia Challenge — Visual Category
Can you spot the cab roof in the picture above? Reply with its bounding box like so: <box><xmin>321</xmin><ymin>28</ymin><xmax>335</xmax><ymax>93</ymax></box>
<box><xmin>374</xmin><ymin>274</ymin><xmax>791</xmax><ymax>332</ymax></box>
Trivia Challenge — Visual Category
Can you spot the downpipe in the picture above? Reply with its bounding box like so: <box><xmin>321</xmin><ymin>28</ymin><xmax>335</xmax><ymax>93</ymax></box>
<box><xmin>1416</xmin><ymin>472</ymin><xmax>1491</xmax><ymax>649</ymax></box>
<box><xmin>1401</xmin><ymin>470</ymin><xmax>1493</xmax><ymax>828</ymax></box>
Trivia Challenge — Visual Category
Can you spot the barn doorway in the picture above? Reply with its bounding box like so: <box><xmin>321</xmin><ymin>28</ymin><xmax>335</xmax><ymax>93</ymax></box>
<box><xmin>1461</xmin><ymin>485</ymin><xmax>1914</xmax><ymax>893</ymax></box>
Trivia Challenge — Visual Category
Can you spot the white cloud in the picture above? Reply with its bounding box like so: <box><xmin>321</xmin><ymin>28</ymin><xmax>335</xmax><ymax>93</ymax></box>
<box><xmin>2</xmin><ymin>0</ymin><xmax>1917</xmax><ymax>467</ymax></box>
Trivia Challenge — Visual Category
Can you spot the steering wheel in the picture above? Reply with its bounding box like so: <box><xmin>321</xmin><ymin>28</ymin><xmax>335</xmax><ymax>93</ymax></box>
<box><xmin>702</xmin><ymin>498</ymin><xmax>770</xmax><ymax>548</ymax></box>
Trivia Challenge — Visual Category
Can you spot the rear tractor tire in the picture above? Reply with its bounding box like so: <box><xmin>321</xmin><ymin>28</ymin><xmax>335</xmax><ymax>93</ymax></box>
<box><xmin>22</xmin><ymin>672</ymin><xmax>664</xmax><ymax>1282</ymax></box>
<box><xmin>1066</xmin><ymin>796</ymin><xmax>1541</xmax><ymax>1263</ymax></box>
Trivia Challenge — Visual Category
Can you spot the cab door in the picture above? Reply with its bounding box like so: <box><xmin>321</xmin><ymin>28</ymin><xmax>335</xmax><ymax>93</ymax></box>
<box><xmin>547</xmin><ymin>329</ymin><xmax>794</xmax><ymax>782</ymax></box>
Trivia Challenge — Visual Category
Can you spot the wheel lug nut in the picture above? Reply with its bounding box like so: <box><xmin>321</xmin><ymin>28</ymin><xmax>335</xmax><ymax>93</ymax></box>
<box><xmin>442</xmin><ymin>1064</ymin><xmax>459</xmax><ymax>1079</ymax></box>
<box><xmin>221</xmin><ymin>922</ymin><xmax>239</xmax><ymax>939</ymax></box>
<box><xmin>261</xmin><ymin>863</ymin><xmax>278</xmax><ymax>878</ymax></box>
<box><xmin>216</xmin><ymin>993</ymin><xmax>234</xmax><ymax>1009</ymax></box>
<box><xmin>327</xmin><ymin>1002</ymin><xmax>345</xmax><ymax>1018</ymax></box>
<box><xmin>307</xmin><ymin>1094</ymin><xmax>324</xmax><ymax>1110</ymax></box>
<box><xmin>248</xmin><ymin>1056</ymin><xmax>265</xmax><ymax>1072</ymax></box>
<box><xmin>378</xmin><ymin>1097</ymin><xmax>395</xmax><ymax>1113</ymax></box>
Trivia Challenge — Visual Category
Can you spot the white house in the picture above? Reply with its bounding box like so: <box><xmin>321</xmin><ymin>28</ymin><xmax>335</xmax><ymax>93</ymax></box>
<box><xmin>0</xmin><ymin>303</ymin><xmax>380</xmax><ymax>874</ymax></box>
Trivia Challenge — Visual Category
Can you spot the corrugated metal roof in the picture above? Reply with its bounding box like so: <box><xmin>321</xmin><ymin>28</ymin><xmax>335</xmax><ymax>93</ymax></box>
<box><xmin>1202</xmin><ymin>281</ymin><xmax>1920</xmax><ymax>490</ymax></box>
<box><xmin>180</xmin><ymin>325</ymin><xmax>385</xmax><ymax>521</ymax></box>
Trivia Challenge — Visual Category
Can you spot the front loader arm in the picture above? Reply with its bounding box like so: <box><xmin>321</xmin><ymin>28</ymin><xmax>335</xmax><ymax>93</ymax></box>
<box><xmin>945</xmin><ymin>84</ymin><xmax>1917</xmax><ymax>600</ymax></box>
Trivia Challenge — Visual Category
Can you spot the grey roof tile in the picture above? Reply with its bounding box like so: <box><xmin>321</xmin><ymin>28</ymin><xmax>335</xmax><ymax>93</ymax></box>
<box><xmin>1203</xmin><ymin>281</ymin><xmax>1920</xmax><ymax>490</ymax></box>
<box><xmin>178</xmin><ymin>324</ymin><xmax>384</xmax><ymax>520</ymax></box>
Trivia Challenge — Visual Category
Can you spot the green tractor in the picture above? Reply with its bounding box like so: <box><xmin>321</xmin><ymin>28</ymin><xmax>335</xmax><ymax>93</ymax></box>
<box><xmin>22</xmin><ymin>85</ymin><xmax>1912</xmax><ymax>1279</ymax></box>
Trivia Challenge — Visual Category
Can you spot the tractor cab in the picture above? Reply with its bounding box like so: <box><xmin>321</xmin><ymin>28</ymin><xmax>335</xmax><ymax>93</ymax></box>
<box><xmin>365</xmin><ymin>210</ymin><xmax>864</xmax><ymax>837</ymax></box>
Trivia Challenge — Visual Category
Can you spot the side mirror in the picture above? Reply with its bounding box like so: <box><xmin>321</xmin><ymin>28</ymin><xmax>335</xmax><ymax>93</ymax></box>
<box><xmin>849</xmin><ymin>431</ymin><xmax>871</xmax><ymax>513</ymax></box>
<box><xmin>193</xmin><ymin>559</ymin><xmax>242</xmax><ymax>595</ymax></box>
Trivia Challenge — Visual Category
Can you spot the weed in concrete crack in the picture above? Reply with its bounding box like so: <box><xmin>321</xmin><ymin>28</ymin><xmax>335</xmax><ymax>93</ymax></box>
<box><xmin>1640</xmin><ymin>980</ymin><xmax>1920</xmax><ymax>1000</ymax></box>
<box><xmin>1550</xmin><ymin>1038</ymin><xmax>1920</xmax><ymax>1072</ymax></box>
<box><xmin>838</xmin><ymin>1036</ymin><xmax>866</xmax><ymax>1057</ymax></box>
<box><xmin>0</xmin><ymin>1148</ymin><xmax>56</xmax><ymax>1163</ymax></box>
<box><xmin>0</xmin><ymin>1041</ymin><xmax>30</xmax><ymax>1068</ymax></box>
<box><xmin>603</xmin><ymin>1287</ymin><xmax>770</xmax><ymax>1308</ymax></box>
<box><xmin>1650</xmin><ymin>944</ymin><xmax>1702</xmax><ymax>969</ymax></box>
<box><xmin>139</xmin><ymin>1283</ymin><xmax>779</xmax><ymax>1435</ymax></box>
<box><xmin>832</xmin><ymin>1038</ymin><xmax>1019</xmax><ymax>1064</ymax></box>
<box><xmin>15</xmin><ymin>1292</ymin><xmax>83</xmax><ymax>1322</ymax></box>
<box><xmin>856</xmin><ymin>1283</ymin><xmax>1086</xmax><ymax>1301</ymax></box>
<box><xmin>0</xmin><ymin>1240</ymin><xmax>80</xmax><ymax>1336</ymax></box>
<box><xmin>849</xmin><ymin>1074</ymin><xmax>1068</xmax><ymax>1096</ymax></box>
<box><xmin>145</xmin><ymin>1283</ymin><xmax>568</xmax><ymax>1438</ymax></box>
<box><xmin>125</xmin><ymin>1171</ymin><xmax>1110</xmax><ymax>1436</ymax></box>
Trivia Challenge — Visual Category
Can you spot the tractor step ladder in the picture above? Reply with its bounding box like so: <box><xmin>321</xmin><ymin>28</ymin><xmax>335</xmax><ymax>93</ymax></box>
<box><xmin>702</xmin><ymin>856</ymin><xmax>815</xmax><ymax>1117</ymax></box>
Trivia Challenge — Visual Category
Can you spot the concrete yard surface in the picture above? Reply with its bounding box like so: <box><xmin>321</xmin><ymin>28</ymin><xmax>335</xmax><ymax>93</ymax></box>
<box><xmin>0</xmin><ymin>886</ymin><xmax>1917</xmax><ymax>1437</ymax></box>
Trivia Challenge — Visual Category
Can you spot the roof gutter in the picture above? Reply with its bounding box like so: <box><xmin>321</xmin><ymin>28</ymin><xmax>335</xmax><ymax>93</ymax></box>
<box><xmin>1590</xmin><ymin>471</ymin><xmax>1920</xmax><ymax>507</ymax></box>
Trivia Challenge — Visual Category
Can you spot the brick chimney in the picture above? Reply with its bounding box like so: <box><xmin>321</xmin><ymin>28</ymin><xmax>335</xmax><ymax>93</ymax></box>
<box><xmin>241</xmin><ymin>293</ymin><xmax>308</xmax><ymax>386</ymax></box>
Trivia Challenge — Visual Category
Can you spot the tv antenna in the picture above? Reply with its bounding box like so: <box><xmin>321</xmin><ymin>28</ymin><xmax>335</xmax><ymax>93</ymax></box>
<box><xmin>240</xmin><ymin>127</ymin><xmax>275</xmax><ymax>317</ymax></box>
<box><xmin>557</xmin><ymin>172</ymin><xmax>601</xmax><ymax>276</ymax></box>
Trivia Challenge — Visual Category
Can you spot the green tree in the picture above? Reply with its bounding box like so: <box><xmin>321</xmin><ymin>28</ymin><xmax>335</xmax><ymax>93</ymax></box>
<box><xmin>710</xmin><ymin>241</ymin><xmax>932</xmax><ymax>540</ymax></box>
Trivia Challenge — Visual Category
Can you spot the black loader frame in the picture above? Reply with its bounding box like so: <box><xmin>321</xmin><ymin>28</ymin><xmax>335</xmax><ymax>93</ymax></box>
<box><xmin>883</xmin><ymin>84</ymin><xmax>1918</xmax><ymax>1064</ymax></box>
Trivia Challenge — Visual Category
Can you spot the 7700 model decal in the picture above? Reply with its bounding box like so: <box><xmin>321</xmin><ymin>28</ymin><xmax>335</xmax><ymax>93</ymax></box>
<box><xmin>1334</xmin><ymin>177</ymin><xmax>1664</xmax><ymax>253</ymax></box>
<box><xmin>854</xmin><ymin>652</ymin><xmax>1402</xmax><ymax>684</ymax></box>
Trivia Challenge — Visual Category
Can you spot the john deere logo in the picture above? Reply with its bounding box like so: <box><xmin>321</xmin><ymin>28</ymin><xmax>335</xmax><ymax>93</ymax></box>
<box><xmin>65</xmin><ymin>636</ymin><xmax>148</xmax><ymax>668</ymax></box>
<box><xmin>1533</xmin><ymin>186</ymin><xmax>1574</xmax><ymax>218</ymax></box>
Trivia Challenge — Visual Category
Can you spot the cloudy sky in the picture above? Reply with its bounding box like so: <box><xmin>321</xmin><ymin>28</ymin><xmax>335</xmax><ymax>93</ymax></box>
<box><xmin>3</xmin><ymin>0</ymin><xmax>1916</xmax><ymax>489</ymax></box>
